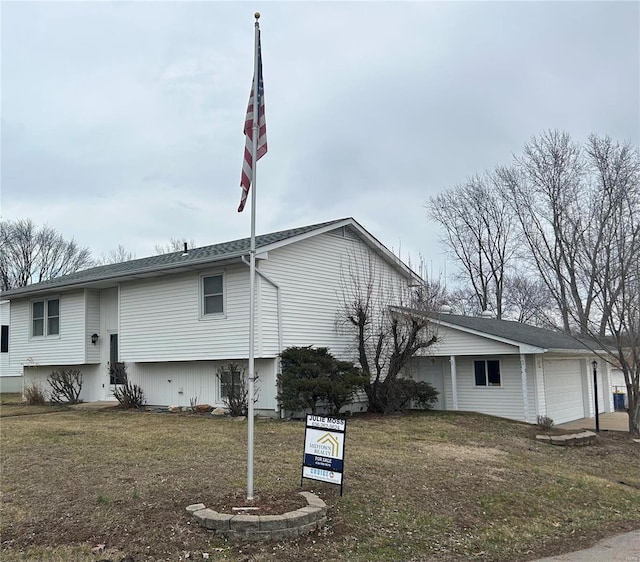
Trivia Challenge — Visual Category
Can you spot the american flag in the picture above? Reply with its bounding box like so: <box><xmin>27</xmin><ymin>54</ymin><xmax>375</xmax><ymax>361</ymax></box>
<box><xmin>238</xmin><ymin>32</ymin><xmax>267</xmax><ymax>213</ymax></box>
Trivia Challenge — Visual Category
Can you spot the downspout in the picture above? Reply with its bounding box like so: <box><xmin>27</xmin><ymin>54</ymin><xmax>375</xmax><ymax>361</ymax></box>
<box><xmin>242</xmin><ymin>256</ymin><xmax>282</xmax><ymax>413</ymax></box>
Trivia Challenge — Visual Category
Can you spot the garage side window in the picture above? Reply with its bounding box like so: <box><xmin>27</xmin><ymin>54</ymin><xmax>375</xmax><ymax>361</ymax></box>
<box><xmin>474</xmin><ymin>360</ymin><xmax>501</xmax><ymax>387</ymax></box>
<box><xmin>202</xmin><ymin>274</ymin><xmax>224</xmax><ymax>316</ymax></box>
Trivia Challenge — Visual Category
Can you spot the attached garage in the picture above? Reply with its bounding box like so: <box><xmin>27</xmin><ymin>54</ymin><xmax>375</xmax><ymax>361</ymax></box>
<box><xmin>544</xmin><ymin>359</ymin><xmax>585</xmax><ymax>424</ymax></box>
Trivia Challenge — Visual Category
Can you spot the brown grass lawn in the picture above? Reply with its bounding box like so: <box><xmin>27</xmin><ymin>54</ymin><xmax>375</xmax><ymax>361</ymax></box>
<box><xmin>1</xmin><ymin>400</ymin><xmax>639</xmax><ymax>562</ymax></box>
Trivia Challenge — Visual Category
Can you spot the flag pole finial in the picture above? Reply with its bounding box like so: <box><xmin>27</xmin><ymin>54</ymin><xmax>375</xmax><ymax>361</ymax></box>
<box><xmin>254</xmin><ymin>12</ymin><xmax>260</xmax><ymax>20</ymax></box>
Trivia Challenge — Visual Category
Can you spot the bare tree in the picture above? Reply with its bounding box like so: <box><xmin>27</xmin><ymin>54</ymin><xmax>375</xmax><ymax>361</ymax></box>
<box><xmin>99</xmin><ymin>244</ymin><xmax>136</xmax><ymax>265</ymax></box>
<box><xmin>502</xmin><ymin>273</ymin><xmax>554</xmax><ymax>325</ymax></box>
<box><xmin>477</xmin><ymin>131</ymin><xmax>639</xmax><ymax>434</ymax></box>
<box><xmin>446</xmin><ymin>286</ymin><xmax>482</xmax><ymax>317</ymax></box>
<box><xmin>581</xmin><ymin>135</ymin><xmax>640</xmax><ymax>434</ymax></box>
<box><xmin>430</xmin><ymin>131</ymin><xmax>640</xmax><ymax>433</ymax></box>
<box><xmin>498</xmin><ymin>130</ymin><xmax>594</xmax><ymax>334</ymax></box>
<box><xmin>0</xmin><ymin>219</ymin><xmax>94</xmax><ymax>290</ymax></box>
<box><xmin>337</xmin><ymin>248</ymin><xmax>442</xmax><ymax>413</ymax></box>
<box><xmin>427</xmin><ymin>172</ymin><xmax>516</xmax><ymax>318</ymax></box>
<box><xmin>154</xmin><ymin>238</ymin><xmax>196</xmax><ymax>255</ymax></box>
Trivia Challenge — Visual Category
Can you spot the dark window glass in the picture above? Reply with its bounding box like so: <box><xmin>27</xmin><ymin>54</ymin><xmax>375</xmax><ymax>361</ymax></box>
<box><xmin>1</xmin><ymin>325</ymin><xmax>8</xmax><ymax>353</ymax></box>
<box><xmin>487</xmin><ymin>360</ymin><xmax>501</xmax><ymax>386</ymax></box>
<box><xmin>109</xmin><ymin>334</ymin><xmax>126</xmax><ymax>385</ymax></box>
<box><xmin>203</xmin><ymin>276</ymin><xmax>223</xmax><ymax>295</ymax></box>
<box><xmin>203</xmin><ymin>275</ymin><xmax>223</xmax><ymax>315</ymax></box>
<box><xmin>47</xmin><ymin>299</ymin><xmax>60</xmax><ymax>335</ymax></box>
<box><xmin>204</xmin><ymin>295</ymin><xmax>223</xmax><ymax>314</ymax></box>
<box><xmin>474</xmin><ymin>361</ymin><xmax>486</xmax><ymax>386</ymax></box>
<box><xmin>220</xmin><ymin>369</ymin><xmax>242</xmax><ymax>398</ymax></box>
<box><xmin>47</xmin><ymin>299</ymin><xmax>59</xmax><ymax>317</ymax></box>
<box><xmin>32</xmin><ymin>301</ymin><xmax>44</xmax><ymax>337</ymax></box>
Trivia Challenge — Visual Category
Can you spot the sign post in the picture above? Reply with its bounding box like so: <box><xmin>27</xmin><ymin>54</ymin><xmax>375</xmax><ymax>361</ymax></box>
<box><xmin>301</xmin><ymin>415</ymin><xmax>347</xmax><ymax>495</ymax></box>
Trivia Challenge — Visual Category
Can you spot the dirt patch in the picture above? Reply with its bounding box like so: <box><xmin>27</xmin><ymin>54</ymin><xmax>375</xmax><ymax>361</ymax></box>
<box><xmin>204</xmin><ymin>489</ymin><xmax>307</xmax><ymax>515</ymax></box>
<box><xmin>422</xmin><ymin>442</ymin><xmax>508</xmax><ymax>463</ymax></box>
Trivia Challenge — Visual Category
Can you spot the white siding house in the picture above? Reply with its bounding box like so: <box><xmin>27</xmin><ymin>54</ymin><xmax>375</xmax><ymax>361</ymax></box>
<box><xmin>409</xmin><ymin>312</ymin><xmax>612</xmax><ymax>424</ymax></box>
<box><xmin>2</xmin><ymin>218</ymin><xmax>417</xmax><ymax>412</ymax></box>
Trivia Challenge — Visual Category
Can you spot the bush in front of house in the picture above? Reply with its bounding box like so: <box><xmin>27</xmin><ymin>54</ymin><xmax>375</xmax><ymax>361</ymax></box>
<box><xmin>47</xmin><ymin>369</ymin><xmax>83</xmax><ymax>404</ymax></box>
<box><xmin>537</xmin><ymin>415</ymin><xmax>555</xmax><ymax>431</ymax></box>
<box><xmin>111</xmin><ymin>363</ymin><xmax>146</xmax><ymax>409</ymax></box>
<box><xmin>23</xmin><ymin>382</ymin><xmax>47</xmax><ymax>405</ymax></box>
<box><xmin>391</xmin><ymin>378</ymin><xmax>439</xmax><ymax>411</ymax></box>
<box><xmin>216</xmin><ymin>362</ymin><xmax>258</xmax><ymax>417</ymax></box>
<box><xmin>278</xmin><ymin>346</ymin><xmax>368</xmax><ymax>416</ymax></box>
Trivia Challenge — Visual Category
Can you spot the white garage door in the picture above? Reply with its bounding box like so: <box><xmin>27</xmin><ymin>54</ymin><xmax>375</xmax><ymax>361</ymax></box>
<box><xmin>544</xmin><ymin>359</ymin><xmax>585</xmax><ymax>424</ymax></box>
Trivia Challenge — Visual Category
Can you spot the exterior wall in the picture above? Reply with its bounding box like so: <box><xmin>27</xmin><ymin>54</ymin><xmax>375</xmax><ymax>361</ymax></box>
<box><xmin>1</xmin><ymin>301</ymin><xmax>22</xmax><ymax>379</ymax></box>
<box><xmin>259</xmin><ymin>231</ymin><xmax>410</xmax><ymax>363</ymax></box>
<box><xmin>119</xmin><ymin>265</ymin><xmax>254</xmax><ymax>362</ymax></box>
<box><xmin>533</xmin><ymin>354</ymin><xmax>546</xmax><ymax>418</ymax></box>
<box><xmin>126</xmin><ymin>358</ymin><xmax>277</xmax><ymax>410</ymax></box>
<box><xmin>407</xmin><ymin>356</ymin><xmax>447</xmax><ymax>410</ymax></box>
<box><xmin>9</xmin><ymin>291</ymin><xmax>87</xmax><ymax>369</ymax></box>
<box><xmin>445</xmin><ymin>354</ymin><xmax>537</xmax><ymax>422</ymax></box>
<box><xmin>429</xmin><ymin>324</ymin><xmax>519</xmax><ymax>356</ymax></box>
<box><xmin>0</xmin><ymin>377</ymin><xmax>23</xmax><ymax>393</ymax></box>
<box><xmin>23</xmin><ymin>363</ymin><xmax>104</xmax><ymax>402</ymax></box>
<box><xmin>85</xmin><ymin>290</ymin><xmax>101</xmax><ymax>364</ymax></box>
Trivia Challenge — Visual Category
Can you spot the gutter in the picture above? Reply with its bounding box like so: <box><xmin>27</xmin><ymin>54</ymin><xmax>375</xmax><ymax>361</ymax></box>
<box><xmin>241</xmin><ymin>256</ymin><xmax>283</xmax><ymax>412</ymax></box>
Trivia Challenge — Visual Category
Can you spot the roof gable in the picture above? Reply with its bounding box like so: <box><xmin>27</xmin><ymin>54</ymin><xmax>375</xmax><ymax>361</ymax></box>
<box><xmin>434</xmin><ymin>314</ymin><xmax>593</xmax><ymax>353</ymax></box>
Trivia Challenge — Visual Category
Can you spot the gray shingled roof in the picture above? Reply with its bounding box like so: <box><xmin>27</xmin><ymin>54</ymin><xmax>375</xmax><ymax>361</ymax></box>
<box><xmin>437</xmin><ymin>313</ymin><xmax>592</xmax><ymax>351</ymax></box>
<box><xmin>1</xmin><ymin>219</ymin><xmax>347</xmax><ymax>298</ymax></box>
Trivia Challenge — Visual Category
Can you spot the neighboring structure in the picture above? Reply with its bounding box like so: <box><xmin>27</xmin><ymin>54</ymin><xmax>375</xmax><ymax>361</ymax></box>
<box><xmin>0</xmin><ymin>300</ymin><xmax>22</xmax><ymax>393</ymax></box>
<box><xmin>0</xmin><ymin>218</ymin><xmax>416</xmax><ymax>413</ymax></box>
<box><xmin>409</xmin><ymin>312</ymin><xmax>612</xmax><ymax>424</ymax></box>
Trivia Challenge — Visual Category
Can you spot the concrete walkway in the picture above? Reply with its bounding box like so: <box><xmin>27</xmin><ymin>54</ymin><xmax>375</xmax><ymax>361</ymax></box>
<box><xmin>69</xmin><ymin>401</ymin><xmax>119</xmax><ymax>411</ymax></box>
<box><xmin>532</xmin><ymin>528</ymin><xmax>640</xmax><ymax>561</ymax></box>
<box><xmin>557</xmin><ymin>412</ymin><xmax>629</xmax><ymax>432</ymax></box>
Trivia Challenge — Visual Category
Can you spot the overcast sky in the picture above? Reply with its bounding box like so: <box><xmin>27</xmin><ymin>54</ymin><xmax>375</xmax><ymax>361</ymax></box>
<box><xmin>2</xmin><ymin>1</ymin><xmax>638</xmax><ymax>277</ymax></box>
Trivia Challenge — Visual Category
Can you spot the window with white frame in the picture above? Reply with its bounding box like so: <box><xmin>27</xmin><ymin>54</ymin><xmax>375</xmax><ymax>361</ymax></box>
<box><xmin>474</xmin><ymin>359</ymin><xmax>501</xmax><ymax>387</ymax></box>
<box><xmin>32</xmin><ymin>298</ymin><xmax>60</xmax><ymax>337</ymax></box>
<box><xmin>202</xmin><ymin>274</ymin><xmax>224</xmax><ymax>316</ymax></box>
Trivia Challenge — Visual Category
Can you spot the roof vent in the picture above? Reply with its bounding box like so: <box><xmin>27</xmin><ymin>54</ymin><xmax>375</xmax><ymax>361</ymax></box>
<box><xmin>441</xmin><ymin>304</ymin><xmax>452</xmax><ymax>314</ymax></box>
<box><xmin>182</xmin><ymin>242</ymin><xmax>189</xmax><ymax>256</ymax></box>
<box><xmin>480</xmin><ymin>310</ymin><xmax>493</xmax><ymax>318</ymax></box>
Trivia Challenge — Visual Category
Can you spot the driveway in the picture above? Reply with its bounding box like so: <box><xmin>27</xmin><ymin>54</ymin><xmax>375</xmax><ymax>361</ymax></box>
<box><xmin>532</xmin><ymin>528</ymin><xmax>640</xmax><ymax>561</ymax></box>
<box><xmin>557</xmin><ymin>412</ymin><xmax>629</xmax><ymax>432</ymax></box>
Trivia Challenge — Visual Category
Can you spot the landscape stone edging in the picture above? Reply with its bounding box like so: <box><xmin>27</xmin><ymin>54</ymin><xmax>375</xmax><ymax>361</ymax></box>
<box><xmin>186</xmin><ymin>491</ymin><xmax>327</xmax><ymax>541</ymax></box>
<box><xmin>536</xmin><ymin>430</ymin><xmax>597</xmax><ymax>446</ymax></box>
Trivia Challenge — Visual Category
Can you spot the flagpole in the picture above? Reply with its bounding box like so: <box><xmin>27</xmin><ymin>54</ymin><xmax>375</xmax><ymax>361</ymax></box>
<box><xmin>247</xmin><ymin>12</ymin><xmax>261</xmax><ymax>502</ymax></box>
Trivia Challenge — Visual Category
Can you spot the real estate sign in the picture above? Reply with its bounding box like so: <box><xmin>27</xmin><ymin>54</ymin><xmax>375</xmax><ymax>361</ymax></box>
<box><xmin>301</xmin><ymin>415</ymin><xmax>347</xmax><ymax>494</ymax></box>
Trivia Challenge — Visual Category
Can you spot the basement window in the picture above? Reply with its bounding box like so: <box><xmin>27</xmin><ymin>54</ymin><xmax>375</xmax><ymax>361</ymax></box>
<box><xmin>474</xmin><ymin>359</ymin><xmax>501</xmax><ymax>387</ymax></box>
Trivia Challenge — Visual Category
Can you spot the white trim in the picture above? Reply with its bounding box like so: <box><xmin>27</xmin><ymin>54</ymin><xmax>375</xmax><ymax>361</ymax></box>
<box><xmin>520</xmin><ymin>354</ymin><xmax>529</xmax><ymax>422</ymax></box>
<box><xmin>450</xmin><ymin>355</ymin><xmax>458</xmax><ymax>410</ymax></box>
